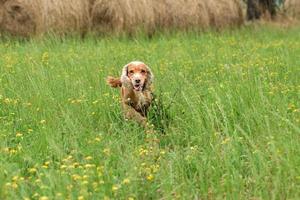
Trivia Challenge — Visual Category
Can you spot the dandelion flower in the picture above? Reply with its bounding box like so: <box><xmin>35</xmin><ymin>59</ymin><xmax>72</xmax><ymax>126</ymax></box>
<box><xmin>5</xmin><ymin>182</ymin><xmax>11</xmax><ymax>187</ymax></box>
<box><xmin>85</xmin><ymin>156</ymin><xmax>93</xmax><ymax>160</ymax></box>
<box><xmin>28</xmin><ymin>168</ymin><xmax>37</xmax><ymax>173</ymax></box>
<box><xmin>103</xmin><ymin>148</ymin><xmax>110</xmax><ymax>155</ymax></box>
<box><xmin>78</xmin><ymin>196</ymin><xmax>84</xmax><ymax>200</ymax></box>
<box><xmin>16</xmin><ymin>132</ymin><xmax>23</xmax><ymax>137</ymax></box>
<box><xmin>11</xmin><ymin>182</ymin><xmax>19</xmax><ymax>189</ymax></box>
<box><xmin>146</xmin><ymin>174</ymin><xmax>154</xmax><ymax>181</ymax></box>
<box><xmin>56</xmin><ymin>193</ymin><xmax>62</xmax><ymax>197</ymax></box>
<box><xmin>112</xmin><ymin>185</ymin><xmax>119</xmax><ymax>192</ymax></box>
<box><xmin>122</xmin><ymin>178</ymin><xmax>130</xmax><ymax>184</ymax></box>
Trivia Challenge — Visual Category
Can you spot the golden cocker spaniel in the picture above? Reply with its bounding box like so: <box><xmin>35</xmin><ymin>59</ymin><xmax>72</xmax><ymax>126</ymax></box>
<box><xmin>106</xmin><ymin>61</ymin><xmax>154</xmax><ymax>126</ymax></box>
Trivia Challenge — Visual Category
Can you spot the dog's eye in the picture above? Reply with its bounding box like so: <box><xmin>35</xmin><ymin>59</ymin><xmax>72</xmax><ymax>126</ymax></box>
<box><xmin>141</xmin><ymin>70</ymin><xmax>146</xmax><ymax>74</ymax></box>
<box><xmin>129</xmin><ymin>70</ymin><xmax>134</xmax><ymax>74</ymax></box>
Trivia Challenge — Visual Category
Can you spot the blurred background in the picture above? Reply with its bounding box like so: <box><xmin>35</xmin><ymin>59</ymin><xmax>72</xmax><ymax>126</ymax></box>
<box><xmin>0</xmin><ymin>0</ymin><xmax>299</xmax><ymax>38</ymax></box>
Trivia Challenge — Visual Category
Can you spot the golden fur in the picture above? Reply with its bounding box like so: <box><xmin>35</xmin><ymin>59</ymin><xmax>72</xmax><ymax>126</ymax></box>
<box><xmin>106</xmin><ymin>61</ymin><xmax>153</xmax><ymax>126</ymax></box>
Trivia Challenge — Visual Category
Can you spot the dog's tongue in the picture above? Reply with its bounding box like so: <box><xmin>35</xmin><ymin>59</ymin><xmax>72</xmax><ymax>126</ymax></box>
<box><xmin>134</xmin><ymin>84</ymin><xmax>142</xmax><ymax>91</ymax></box>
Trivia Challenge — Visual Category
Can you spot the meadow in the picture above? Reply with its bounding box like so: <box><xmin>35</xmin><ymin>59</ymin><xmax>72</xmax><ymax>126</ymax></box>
<box><xmin>0</xmin><ymin>26</ymin><xmax>299</xmax><ymax>199</ymax></box>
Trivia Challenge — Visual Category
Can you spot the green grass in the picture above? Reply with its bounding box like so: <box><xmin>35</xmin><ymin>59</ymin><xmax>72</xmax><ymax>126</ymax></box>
<box><xmin>0</xmin><ymin>26</ymin><xmax>299</xmax><ymax>199</ymax></box>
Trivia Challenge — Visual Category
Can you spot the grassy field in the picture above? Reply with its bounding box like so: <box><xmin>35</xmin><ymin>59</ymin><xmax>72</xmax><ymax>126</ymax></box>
<box><xmin>0</xmin><ymin>26</ymin><xmax>299</xmax><ymax>200</ymax></box>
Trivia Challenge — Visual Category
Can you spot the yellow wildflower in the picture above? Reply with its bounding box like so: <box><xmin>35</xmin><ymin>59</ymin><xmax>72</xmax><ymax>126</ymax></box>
<box><xmin>103</xmin><ymin>148</ymin><xmax>110</xmax><ymax>155</ymax></box>
<box><xmin>85</xmin><ymin>156</ymin><xmax>93</xmax><ymax>160</ymax></box>
<box><xmin>146</xmin><ymin>174</ymin><xmax>154</xmax><ymax>181</ymax></box>
<box><xmin>81</xmin><ymin>180</ymin><xmax>89</xmax><ymax>185</ymax></box>
<box><xmin>122</xmin><ymin>178</ymin><xmax>130</xmax><ymax>184</ymax></box>
<box><xmin>16</xmin><ymin>132</ymin><xmax>23</xmax><ymax>137</ymax></box>
<box><xmin>221</xmin><ymin>137</ymin><xmax>230</xmax><ymax>145</ymax></box>
<box><xmin>84</xmin><ymin>164</ymin><xmax>95</xmax><ymax>169</ymax></box>
<box><xmin>78</xmin><ymin>196</ymin><xmax>84</xmax><ymax>200</ymax></box>
<box><xmin>11</xmin><ymin>182</ymin><xmax>18</xmax><ymax>189</ymax></box>
<box><xmin>56</xmin><ymin>193</ymin><xmax>62</xmax><ymax>197</ymax></box>
<box><xmin>60</xmin><ymin>165</ymin><xmax>67</xmax><ymax>170</ymax></box>
<box><xmin>112</xmin><ymin>185</ymin><xmax>119</xmax><ymax>192</ymax></box>
<box><xmin>72</xmin><ymin>174</ymin><xmax>82</xmax><ymax>181</ymax></box>
<box><xmin>12</xmin><ymin>176</ymin><xmax>18</xmax><ymax>181</ymax></box>
<box><xmin>5</xmin><ymin>182</ymin><xmax>11</xmax><ymax>187</ymax></box>
<box><xmin>28</xmin><ymin>168</ymin><xmax>37</xmax><ymax>173</ymax></box>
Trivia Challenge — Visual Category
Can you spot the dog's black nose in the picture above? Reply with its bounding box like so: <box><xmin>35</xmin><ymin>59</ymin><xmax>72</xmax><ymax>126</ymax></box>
<box><xmin>135</xmin><ymin>79</ymin><xmax>141</xmax><ymax>83</ymax></box>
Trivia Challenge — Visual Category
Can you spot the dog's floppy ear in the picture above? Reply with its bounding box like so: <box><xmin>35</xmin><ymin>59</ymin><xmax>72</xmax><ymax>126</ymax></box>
<box><xmin>144</xmin><ymin>65</ymin><xmax>154</xmax><ymax>90</ymax></box>
<box><xmin>120</xmin><ymin>64</ymin><xmax>131</xmax><ymax>87</ymax></box>
<box><xmin>121</xmin><ymin>64</ymin><xmax>128</xmax><ymax>78</ymax></box>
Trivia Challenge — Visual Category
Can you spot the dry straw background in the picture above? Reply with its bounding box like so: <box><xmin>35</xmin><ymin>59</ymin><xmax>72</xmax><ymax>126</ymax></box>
<box><xmin>0</xmin><ymin>0</ymin><xmax>90</xmax><ymax>37</ymax></box>
<box><xmin>285</xmin><ymin>0</ymin><xmax>300</xmax><ymax>19</ymax></box>
<box><xmin>0</xmin><ymin>0</ymin><xmax>243</xmax><ymax>37</ymax></box>
<box><xmin>0</xmin><ymin>0</ymin><xmax>298</xmax><ymax>37</ymax></box>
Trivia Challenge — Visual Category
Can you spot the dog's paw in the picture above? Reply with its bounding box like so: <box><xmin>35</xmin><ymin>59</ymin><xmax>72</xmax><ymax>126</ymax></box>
<box><xmin>121</xmin><ymin>76</ymin><xmax>133</xmax><ymax>89</ymax></box>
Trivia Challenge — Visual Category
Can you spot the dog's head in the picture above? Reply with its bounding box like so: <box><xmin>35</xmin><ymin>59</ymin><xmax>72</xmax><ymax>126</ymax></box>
<box><xmin>121</xmin><ymin>61</ymin><xmax>153</xmax><ymax>91</ymax></box>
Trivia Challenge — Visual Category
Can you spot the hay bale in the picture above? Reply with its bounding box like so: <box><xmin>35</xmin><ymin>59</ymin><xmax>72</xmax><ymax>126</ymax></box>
<box><xmin>1</xmin><ymin>0</ymin><xmax>244</xmax><ymax>37</ymax></box>
<box><xmin>42</xmin><ymin>0</ymin><xmax>90</xmax><ymax>34</ymax></box>
<box><xmin>91</xmin><ymin>0</ymin><xmax>243</xmax><ymax>35</ymax></box>
<box><xmin>152</xmin><ymin>0</ymin><xmax>169</xmax><ymax>29</ymax></box>
<box><xmin>91</xmin><ymin>0</ymin><xmax>155</xmax><ymax>35</ymax></box>
<box><xmin>91</xmin><ymin>0</ymin><xmax>123</xmax><ymax>34</ymax></box>
<box><xmin>0</xmin><ymin>0</ymin><xmax>90</xmax><ymax>37</ymax></box>
<box><xmin>155</xmin><ymin>0</ymin><xmax>243</xmax><ymax>30</ymax></box>
<box><xmin>206</xmin><ymin>0</ymin><xmax>244</xmax><ymax>29</ymax></box>
<box><xmin>155</xmin><ymin>0</ymin><xmax>210</xmax><ymax>30</ymax></box>
<box><xmin>0</xmin><ymin>0</ymin><xmax>40</xmax><ymax>37</ymax></box>
<box><xmin>285</xmin><ymin>0</ymin><xmax>300</xmax><ymax>19</ymax></box>
<box><xmin>0</xmin><ymin>2</ymin><xmax>5</xmax><ymax>28</ymax></box>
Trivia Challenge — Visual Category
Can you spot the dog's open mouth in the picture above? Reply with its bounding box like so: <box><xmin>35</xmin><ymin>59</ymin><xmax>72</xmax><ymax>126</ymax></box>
<box><xmin>133</xmin><ymin>84</ymin><xmax>142</xmax><ymax>91</ymax></box>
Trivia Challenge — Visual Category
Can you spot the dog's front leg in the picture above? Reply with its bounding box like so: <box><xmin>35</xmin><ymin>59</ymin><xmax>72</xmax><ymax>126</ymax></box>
<box><xmin>122</xmin><ymin>103</ymin><xmax>147</xmax><ymax>127</ymax></box>
<box><xmin>142</xmin><ymin>91</ymin><xmax>153</xmax><ymax>109</ymax></box>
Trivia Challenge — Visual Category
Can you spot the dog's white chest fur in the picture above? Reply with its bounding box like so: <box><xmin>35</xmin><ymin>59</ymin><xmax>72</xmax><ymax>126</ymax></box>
<box><xmin>135</xmin><ymin>91</ymin><xmax>146</xmax><ymax>107</ymax></box>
